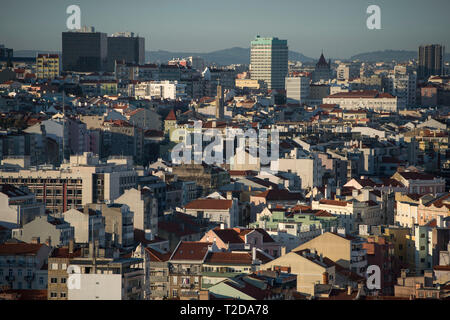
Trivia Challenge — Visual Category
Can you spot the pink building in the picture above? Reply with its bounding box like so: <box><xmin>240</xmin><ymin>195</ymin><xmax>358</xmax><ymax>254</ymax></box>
<box><xmin>200</xmin><ymin>227</ymin><xmax>282</xmax><ymax>258</ymax></box>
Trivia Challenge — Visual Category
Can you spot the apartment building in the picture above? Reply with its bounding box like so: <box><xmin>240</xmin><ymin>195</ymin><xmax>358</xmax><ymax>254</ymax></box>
<box><xmin>0</xmin><ymin>184</ymin><xmax>44</xmax><ymax>228</ymax></box>
<box><xmin>182</xmin><ymin>198</ymin><xmax>239</xmax><ymax>228</ymax></box>
<box><xmin>168</xmin><ymin>241</ymin><xmax>217</xmax><ymax>300</ymax></box>
<box><xmin>391</xmin><ymin>171</ymin><xmax>446</xmax><ymax>195</ymax></box>
<box><xmin>86</xmin><ymin>203</ymin><xmax>134</xmax><ymax>250</ymax></box>
<box><xmin>0</xmin><ymin>241</ymin><xmax>51</xmax><ymax>290</ymax></box>
<box><xmin>12</xmin><ymin>215</ymin><xmax>74</xmax><ymax>247</ymax></box>
<box><xmin>200</xmin><ymin>226</ymin><xmax>281</xmax><ymax>258</ymax></box>
<box><xmin>114</xmin><ymin>187</ymin><xmax>158</xmax><ymax>235</ymax></box>
<box><xmin>0</xmin><ymin>152</ymin><xmax>138</xmax><ymax>214</ymax></box>
<box><xmin>294</xmin><ymin>232</ymin><xmax>368</xmax><ymax>276</ymax></box>
<box><xmin>56</xmin><ymin>243</ymin><xmax>145</xmax><ymax>300</ymax></box>
<box><xmin>311</xmin><ymin>199</ymin><xmax>382</xmax><ymax>235</ymax></box>
<box><xmin>62</xmin><ymin>207</ymin><xmax>106</xmax><ymax>246</ymax></box>
<box><xmin>323</xmin><ymin>90</ymin><xmax>398</xmax><ymax>113</ymax></box>
<box><xmin>36</xmin><ymin>54</ymin><xmax>60</xmax><ymax>79</ymax></box>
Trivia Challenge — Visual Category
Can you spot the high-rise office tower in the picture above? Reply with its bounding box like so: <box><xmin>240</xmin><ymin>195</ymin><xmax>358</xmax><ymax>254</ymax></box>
<box><xmin>418</xmin><ymin>44</ymin><xmax>445</xmax><ymax>80</ymax></box>
<box><xmin>62</xmin><ymin>26</ymin><xmax>108</xmax><ymax>72</ymax></box>
<box><xmin>250</xmin><ymin>36</ymin><xmax>288</xmax><ymax>90</ymax></box>
<box><xmin>107</xmin><ymin>32</ymin><xmax>145</xmax><ymax>72</ymax></box>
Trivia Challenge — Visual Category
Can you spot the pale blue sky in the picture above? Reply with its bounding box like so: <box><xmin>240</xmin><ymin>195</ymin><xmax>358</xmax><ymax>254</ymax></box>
<box><xmin>1</xmin><ymin>0</ymin><xmax>449</xmax><ymax>58</ymax></box>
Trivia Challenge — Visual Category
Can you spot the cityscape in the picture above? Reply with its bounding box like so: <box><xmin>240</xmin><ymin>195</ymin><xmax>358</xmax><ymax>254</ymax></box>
<box><xmin>0</xmin><ymin>0</ymin><xmax>449</xmax><ymax>306</ymax></box>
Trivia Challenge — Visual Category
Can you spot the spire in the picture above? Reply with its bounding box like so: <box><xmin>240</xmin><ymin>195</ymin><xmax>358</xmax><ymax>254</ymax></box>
<box><xmin>165</xmin><ymin>109</ymin><xmax>176</xmax><ymax>121</ymax></box>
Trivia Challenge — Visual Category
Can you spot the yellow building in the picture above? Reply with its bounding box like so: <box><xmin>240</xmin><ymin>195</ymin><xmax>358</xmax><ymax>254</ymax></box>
<box><xmin>235</xmin><ymin>79</ymin><xmax>263</xmax><ymax>90</ymax></box>
<box><xmin>36</xmin><ymin>54</ymin><xmax>60</xmax><ymax>79</ymax></box>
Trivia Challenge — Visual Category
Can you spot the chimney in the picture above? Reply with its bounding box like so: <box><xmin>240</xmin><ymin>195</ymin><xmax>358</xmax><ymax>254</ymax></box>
<box><xmin>252</xmin><ymin>246</ymin><xmax>257</xmax><ymax>263</ymax></box>
<box><xmin>322</xmin><ymin>272</ymin><xmax>329</xmax><ymax>285</ymax></box>
<box><xmin>69</xmin><ymin>239</ymin><xmax>74</xmax><ymax>254</ymax></box>
<box><xmin>281</xmin><ymin>246</ymin><xmax>286</xmax><ymax>256</ymax></box>
<box><xmin>226</xmin><ymin>191</ymin><xmax>233</xmax><ymax>200</ymax></box>
<box><xmin>145</xmin><ymin>229</ymin><xmax>153</xmax><ymax>241</ymax></box>
<box><xmin>220</xmin><ymin>223</ymin><xmax>225</xmax><ymax>230</ymax></box>
<box><xmin>336</xmin><ymin>188</ymin><xmax>341</xmax><ymax>197</ymax></box>
<box><xmin>337</xmin><ymin>227</ymin><xmax>346</xmax><ymax>237</ymax></box>
<box><xmin>347</xmin><ymin>285</ymin><xmax>353</xmax><ymax>295</ymax></box>
<box><xmin>31</xmin><ymin>237</ymin><xmax>40</xmax><ymax>244</ymax></box>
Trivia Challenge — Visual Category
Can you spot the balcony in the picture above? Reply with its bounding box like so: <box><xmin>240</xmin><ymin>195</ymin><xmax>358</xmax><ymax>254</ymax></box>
<box><xmin>180</xmin><ymin>290</ymin><xmax>198</xmax><ymax>297</ymax></box>
<box><xmin>5</xmin><ymin>275</ymin><xmax>15</xmax><ymax>282</ymax></box>
<box><xmin>151</xmin><ymin>276</ymin><xmax>168</xmax><ymax>282</ymax></box>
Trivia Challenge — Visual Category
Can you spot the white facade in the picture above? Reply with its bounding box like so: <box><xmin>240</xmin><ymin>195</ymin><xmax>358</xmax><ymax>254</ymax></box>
<box><xmin>285</xmin><ymin>76</ymin><xmax>310</xmax><ymax>104</ymax></box>
<box><xmin>68</xmin><ymin>274</ymin><xmax>122</xmax><ymax>300</ymax></box>
<box><xmin>323</xmin><ymin>91</ymin><xmax>398</xmax><ymax>113</ymax></box>
<box><xmin>133</xmin><ymin>81</ymin><xmax>187</xmax><ymax>100</ymax></box>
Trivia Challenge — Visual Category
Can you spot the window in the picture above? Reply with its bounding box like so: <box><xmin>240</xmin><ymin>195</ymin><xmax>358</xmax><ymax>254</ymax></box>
<box><xmin>60</xmin><ymin>293</ymin><xmax>67</xmax><ymax>298</ymax></box>
<box><xmin>50</xmin><ymin>292</ymin><xmax>57</xmax><ymax>298</ymax></box>
<box><xmin>51</xmin><ymin>263</ymin><xmax>58</xmax><ymax>270</ymax></box>
<box><xmin>51</xmin><ymin>278</ymin><xmax>58</xmax><ymax>283</ymax></box>
<box><xmin>61</xmin><ymin>278</ymin><xmax>67</xmax><ymax>284</ymax></box>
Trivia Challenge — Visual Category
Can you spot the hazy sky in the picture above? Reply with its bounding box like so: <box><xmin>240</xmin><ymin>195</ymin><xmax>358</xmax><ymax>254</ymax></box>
<box><xmin>1</xmin><ymin>0</ymin><xmax>449</xmax><ymax>58</ymax></box>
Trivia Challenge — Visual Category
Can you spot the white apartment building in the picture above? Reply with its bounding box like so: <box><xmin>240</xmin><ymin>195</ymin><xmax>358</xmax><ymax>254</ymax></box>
<box><xmin>285</xmin><ymin>76</ymin><xmax>310</xmax><ymax>104</ymax></box>
<box><xmin>270</xmin><ymin>148</ymin><xmax>323</xmax><ymax>190</ymax></box>
<box><xmin>133</xmin><ymin>81</ymin><xmax>187</xmax><ymax>100</ymax></box>
<box><xmin>114</xmin><ymin>187</ymin><xmax>158</xmax><ymax>235</ymax></box>
<box><xmin>323</xmin><ymin>90</ymin><xmax>398</xmax><ymax>113</ymax></box>
<box><xmin>311</xmin><ymin>199</ymin><xmax>382</xmax><ymax>235</ymax></box>
<box><xmin>0</xmin><ymin>152</ymin><xmax>138</xmax><ymax>214</ymax></box>
<box><xmin>0</xmin><ymin>242</ymin><xmax>51</xmax><ymax>290</ymax></box>
<box><xmin>63</xmin><ymin>207</ymin><xmax>106</xmax><ymax>246</ymax></box>
<box><xmin>386</xmin><ymin>65</ymin><xmax>417</xmax><ymax>108</ymax></box>
<box><xmin>0</xmin><ymin>184</ymin><xmax>45</xmax><ymax>229</ymax></box>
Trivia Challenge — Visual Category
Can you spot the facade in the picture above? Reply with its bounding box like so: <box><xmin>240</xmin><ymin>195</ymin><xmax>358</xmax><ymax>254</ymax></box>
<box><xmin>12</xmin><ymin>215</ymin><xmax>74</xmax><ymax>247</ymax></box>
<box><xmin>62</xmin><ymin>207</ymin><xmax>106</xmax><ymax>246</ymax></box>
<box><xmin>115</xmin><ymin>187</ymin><xmax>158</xmax><ymax>235</ymax></box>
<box><xmin>182</xmin><ymin>198</ymin><xmax>239</xmax><ymax>228</ymax></box>
<box><xmin>107</xmin><ymin>32</ymin><xmax>145</xmax><ymax>72</ymax></box>
<box><xmin>0</xmin><ymin>242</ymin><xmax>51</xmax><ymax>290</ymax></box>
<box><xmin>0</xmin><ymin>184</ymin><xmax>44</xmax><ymax>229</ymax></box>
<box><xmin>168</xmin><ymin>241</ymin><xmax>217</xmax><ymax>300</ymax></box>
<box><xmin>87</xmin><ymin>203</ymin><xmax>134</xmax><ymax>250</ymax></box>
<box><xmin>294</xmin><ymin>232</ymin><xmax>368</xmax><ymax>276</ymax></box>
<box><xmin>36</xmin><ymin>54</ymin><xmax>60</xmax><ymax>79</ymax></box>
<box><xmin>0</xmin><ymin>153</ymin><xmax>138</xmax><ymax>214</ymax></box>
<box><xmin>323</xmin><ymin>90</ymin><xmax>398</xmax><ymax>113</ymax></box>
<box><xmin>285</xmin><ymin>76</ymin><xmax>310</xmax><ymax>104</ymax></box>
<box><xmin>311</xmin><ymin>199</ymin><xmax>382</xmax><ymax>235</ymax></box>
<box><xmin>200</xmin><ymin>227</ymin><xmax>281</xmax><ymax>258</ymax></box>
<box><xmin>385</xmin><ymin>65</ymin><xmax>417</xmax><ymax>107</ymax></box>
<box><xmin>62</xmin><ymin>28</ymin><xmax>108</xmax><ymax>72</ymax></box>
<box><xmin>250</xmin><ymin>36</ymin><xmax>288</xmax><ymax>90</ymax></box>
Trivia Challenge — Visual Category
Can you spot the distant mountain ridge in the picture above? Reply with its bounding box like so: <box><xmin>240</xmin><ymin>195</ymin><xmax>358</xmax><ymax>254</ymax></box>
<box><xmin>350</xmin><ymin>50</ymin><xmax>450</xmax><ymax>62</ymax></box>
<box><xmin>13</xmin><ymin>48</ymin><xmax>449</xmax><ymax>65</ymax></box>
<box><xmin>146</xmin><ymin>47</ymin><xmax>315</xmax><ymax>65</ymax></box>
<box><xmin>14</xmin><ymin>48</ymin><xmax>315</xmax><ymax>66</ymax></box>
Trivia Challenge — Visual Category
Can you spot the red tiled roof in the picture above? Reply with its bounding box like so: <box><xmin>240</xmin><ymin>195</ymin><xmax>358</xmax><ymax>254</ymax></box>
<box><xmin>0</xmin><ymin>243</ymin><xmax>45</xmax><ymax>255</ymax></box>
<box><xmin>165</xmin><ymin>109</ymin><xmax>177</xmax><ymax>121</ymax></box>
<box><xmin>170</xmin><ymin>241</ymin><xmax>212</xmax><ymax>261</ymax></box>
<box><xmin>319</xmin><ymin>199</ymin><xmax>350</xmax><ymax>207</ymax></box>
<box><xmin>397</xmin><ymin>171</ymin><xmax>437</xmax><ymax>181</ymax></box>
<box><xmin>145</xmin><ymin>247</ymin><xmax>171</xmax><ymax>262</ymax></box>
<box><xmin>185</xmin><ymin>199</ymin><xmax>232</xmax><ymax>210</ymax></box>
<box><xmin>50</xmin><ymin>247</ymin><xmax>82</xmax><ymax>259</ymax></box>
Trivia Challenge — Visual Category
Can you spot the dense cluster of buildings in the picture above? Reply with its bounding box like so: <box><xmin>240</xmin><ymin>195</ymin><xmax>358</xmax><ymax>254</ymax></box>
<box><xmin>0</xmin><ymin>32</ymin><xmax>449</xmax><ymax>300</ymax></box>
